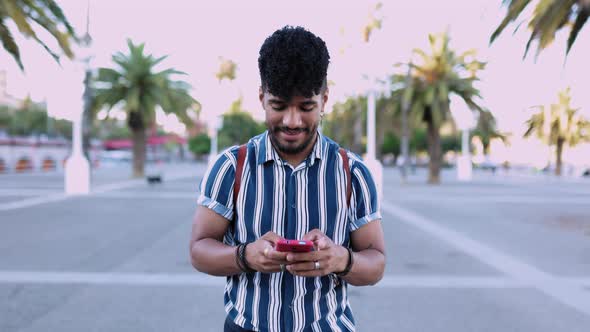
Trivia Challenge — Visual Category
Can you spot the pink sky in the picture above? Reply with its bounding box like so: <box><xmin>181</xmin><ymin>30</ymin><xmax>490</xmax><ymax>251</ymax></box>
<box><xmin>1</xmin><ymin>0</ymin><xmax>589</xmax><ymax>150</ymax></box>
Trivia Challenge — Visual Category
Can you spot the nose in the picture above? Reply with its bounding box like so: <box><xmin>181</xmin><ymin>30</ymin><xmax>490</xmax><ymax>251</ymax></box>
<box><xmin>282</xmin><ymin>107</ymin><xmax>303</xmax><ymax>128</ymax></box>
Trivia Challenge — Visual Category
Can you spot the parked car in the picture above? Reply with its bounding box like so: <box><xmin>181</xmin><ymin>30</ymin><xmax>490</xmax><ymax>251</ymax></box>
<box><xmin>474</xmin><ymin>158</ymin><xmax>498</xmax><ymax>172</ymax></box>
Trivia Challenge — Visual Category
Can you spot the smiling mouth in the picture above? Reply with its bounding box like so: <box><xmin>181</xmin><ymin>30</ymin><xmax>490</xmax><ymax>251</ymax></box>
<box><xmin>281</xmin><ymin>130</ymin><xmax>304</xmax><ymax>140</ymax></box>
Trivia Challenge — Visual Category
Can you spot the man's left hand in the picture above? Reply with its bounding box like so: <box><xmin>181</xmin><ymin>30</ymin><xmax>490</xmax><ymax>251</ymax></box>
<box><xmin>285</xmin><ymin>229</ymin><xmax>349</xmax><ymax>277</ymax></box>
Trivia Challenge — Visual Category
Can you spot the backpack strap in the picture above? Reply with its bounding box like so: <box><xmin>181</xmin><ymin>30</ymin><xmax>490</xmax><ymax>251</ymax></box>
<box><xmin>233</xmin><ymin>144</ymin><xmax>247</xmax><ymax>212</ymax></box>
<box><xmin>338</xmin><ymin>148</ymin><xmax>352</xmax><ymax>208</ymax></box>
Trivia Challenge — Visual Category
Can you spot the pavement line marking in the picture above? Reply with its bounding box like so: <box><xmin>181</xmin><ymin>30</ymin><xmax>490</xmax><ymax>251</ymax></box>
<box><xmin>89</xmin><ymin>192</ymin><xmax>590</xmax><ymax>203</ymax></box>
<box><xmin>381</xmin><ymin>201</ymin><xmax>590</xmax><ymax>316</ymax></box>
<box><xmin>0</xmin><ymin>271</ymin><xmax>224</xmax><ymax>287</ymax></box>
<box><xmin>95</xmin><ymin>192</ymin><xmax>198</xmax><ymax>199</ymax></box>
<box><xmin>0</xmin><ymin>171</ymin><xmax>198</xmax><ymax>211</ymax></box>
<box><xmin>0</xmin><ymin>189</ymin><xmax>60</xmax><ymax>196</ymax></box>
<box><xmin>1</xmin><ymin>271</ymin><xmax>583</xmax><ymax>288</ymax></box>
<box><xmin>395</xmin><ymin>196</ymin><xmax>590</xmax><ymax>205</ymax></box>
<box><xmin>0</xmin><ymin>193</ymin><xmax>68</xmax><ymax>211</ymax></box>
<box><xmin>376</xmin><ymin>276</ymin><xmax>527</xmax><ymax>288</ymax></box>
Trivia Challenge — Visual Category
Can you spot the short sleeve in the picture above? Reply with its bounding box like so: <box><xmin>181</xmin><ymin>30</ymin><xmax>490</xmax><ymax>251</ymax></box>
<box><xmin>348</xmin><ymin>158</ymin><xmax>382</xmax><ymax>231</ymax></box>
<box><xmin>196</xmin><ymin>147</ymin><xmax>238</xmax><ymax>221</ymax></box>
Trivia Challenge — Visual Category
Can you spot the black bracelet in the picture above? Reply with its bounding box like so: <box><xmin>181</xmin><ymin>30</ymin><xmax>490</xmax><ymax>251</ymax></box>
<box><xmin>238</xmin><ymin>243</ymin><xmax>255</xmax><ymax>273</ymax></box>
<box><xmin>335</xmin><ymin>247</ymin><xmax>354</xmax><ymax>277</ymax></box>
<box><xmin>235</xmin><ymin>244</ymin><xmax>247</xmax><ymax>272</ymax></box>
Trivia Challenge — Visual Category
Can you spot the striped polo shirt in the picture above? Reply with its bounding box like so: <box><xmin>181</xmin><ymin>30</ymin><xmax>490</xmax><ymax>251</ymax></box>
<box><xmin>197</xmin><ymin>131</ymin><xmax>381</xmax><ymax>332</ymax></box>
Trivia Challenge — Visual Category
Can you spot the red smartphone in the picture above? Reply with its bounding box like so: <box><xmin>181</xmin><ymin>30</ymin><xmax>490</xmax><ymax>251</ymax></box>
<box><xmin>275</xmin><ymin>239</ymin><xmax>314</xmax><ymax>253</ymax></box>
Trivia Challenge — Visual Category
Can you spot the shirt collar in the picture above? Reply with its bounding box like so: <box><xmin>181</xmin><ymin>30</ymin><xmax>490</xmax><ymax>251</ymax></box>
<box><xmin>257</xmin><ymin>130</ymin><xmax>327</xmax><ymax>166</ymax></box>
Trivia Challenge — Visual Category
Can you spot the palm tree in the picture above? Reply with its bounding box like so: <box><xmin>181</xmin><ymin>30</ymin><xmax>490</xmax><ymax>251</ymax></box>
<box><xmin>525</xmin><ymin>87</ymin><xmax>590</xmax><ymax>175</ymax></box>
<box><xmin>0</xmin><ymin>0</ymin><xmax>76</xmax><ymax>70</ymax></box>
<box><xmin>323</xmin><ymin>96</ymin><xmax>367</xmax><ymax>155</ymax></box>
<box><xmin>473</xmin><ymin>110</ymin><xmax>508</xmax><ymax>155</ymax></box>
<box><xmin>218</xmin><ymin>98</ymin><xmax>265</xmax><ymax>150</ymax></box>
<box><xmin>490</xmin><ymin>0</ymin><xmax>590</xmax><ymax>57</ymax></box>
<box><xmin>93</xmin><ymin>39</ymin><xmax>197</xmax><ymax>177</ymax></box>
<box><xmin>391</xmin><ymin>32</ymin><xmax>486</xmax><ymax>184</ymax></box>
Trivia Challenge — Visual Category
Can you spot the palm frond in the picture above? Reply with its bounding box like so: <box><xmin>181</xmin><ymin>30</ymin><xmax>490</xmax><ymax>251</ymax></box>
<box><xmin>492</xmin><ymin>0</ymin><xmax>587</xmax><ymax>58</ymax></box>
<box><xmin>0</xmin><ymin>18</ymin><xmax>23</xmax><ymax>70</ymax></box>
<box><xmin>567</xmin><ymin>6</ymin><xmax>589</xmax><ymax>54</ymax></box>
<box><xmin>0</xmin><ymin>0</ymin><xmax>76</xmax><ymax>69</ymax></box>
<box><xmin>490</xmin><ymin>0</ymin><xmax>532</xmax><ymax>43</ymax></box>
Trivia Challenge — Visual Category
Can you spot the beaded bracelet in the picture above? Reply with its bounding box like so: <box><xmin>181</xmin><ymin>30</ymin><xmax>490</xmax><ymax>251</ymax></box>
<box><xmin>237</xmin><ymin>243</ymin><xmax>255</xmax><ymax>273</ymax></box>
<box><xmin>235</xmin><ymin>244</ymin><xmax>247</xmax><ymax>272</ymax></box>
<box><xmin>335</xmin><ymin>247</ymin><xmax>354</xmax><ymax>277</ymax></box>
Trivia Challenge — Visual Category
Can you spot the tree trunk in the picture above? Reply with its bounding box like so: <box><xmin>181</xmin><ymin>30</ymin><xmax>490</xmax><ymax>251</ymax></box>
<box><xmin>555</xmin><ymin>138</ymin><xmax>564</xmax><ymax>176</ymax></box>
<box><xmin>82</xmin><ymin>107</ymin><xmax>92</xmax><ymax>163</ymax></box>
<box><xmin>132</xmin><ymin>127</ymin><xmax>146</xmax><ymax>178</ymax></box>
<box><xmin>353</xmin><ymin>104</ymin><xmax>363</xmax><ymax>155</ymax></box>
<box><xmin>483</xmin><ymin>141</ymin><xmax>490</xmax><ymax>156</ymax></box>
<box><xmin>82</xmin><ymin>69</ymin><xmax>94</xmax><ymax>165</ymax></box>
<box><xmin>426</xmin><ymin>119</ymin><xmax>442</xmax><ymax>184</ymax></box>
<box><xmin>178</xmin><ymin>143</ymin><xmax>185</xmax><ymax>161</ymax></box>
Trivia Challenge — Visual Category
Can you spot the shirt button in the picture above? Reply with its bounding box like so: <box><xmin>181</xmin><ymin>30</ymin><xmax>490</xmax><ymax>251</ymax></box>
<box><xmin>291</xmin><ymin>204</ymin><xmax>296</xmax><ymax>209</ymax></box>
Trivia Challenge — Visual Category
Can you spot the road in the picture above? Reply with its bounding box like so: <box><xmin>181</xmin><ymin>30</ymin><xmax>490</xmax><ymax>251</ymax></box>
<box><xmin>1</xmin><ymin>164</ymin><xmax>589</xmax><ymax>331</ymax></box>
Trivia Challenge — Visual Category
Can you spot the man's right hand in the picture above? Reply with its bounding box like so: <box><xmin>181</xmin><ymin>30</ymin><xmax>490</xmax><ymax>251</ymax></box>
<box><xmin>244</xmin><ymin>231</ymin><xmax>289</xmax><ymax>273</ymax></box>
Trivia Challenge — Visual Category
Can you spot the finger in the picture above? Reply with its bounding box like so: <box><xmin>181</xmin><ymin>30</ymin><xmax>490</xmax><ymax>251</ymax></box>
<box><xmin>264</xmin><ymin>254</ymin><xmax>289</xmax><ymax>265</ymax></box>
<box><xmin>302</xmin><ymin>229</ymin><xmax>323</xmax><ymax>241</ymax></box>
<box><xmin>264</xmin><ymin>264</ymin><xmax>284</xmax><ymax>273</ymax></box>
<box><xmin>286</xmin><ymin>261</ymin><xmax>318</xmax><ymax>273</ymax></box>
<box><xmin>262</xmin><ymin>241</ymin><xmax>277</xmax><ymax>255</ymax></box>
<box><xmin>286</xmin><ymin>251</ymin><xmax>322</xmax><ymax>263</ymax></box>
<box><xmin>266</xmin><ymin>249</ymin><xmax>289</xmax><ymax>261</ymax></box>
<box><xmin>265</xmin><ymin>261</ymin><xmax>291</xmax><ymax>274</ymax></box>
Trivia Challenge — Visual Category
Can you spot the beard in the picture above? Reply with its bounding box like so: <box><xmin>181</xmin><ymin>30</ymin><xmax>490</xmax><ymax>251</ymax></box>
<box><xmin>268</xmin><ymin>123</ymin><xmax>318</xmax><ymax>155</ymax></box>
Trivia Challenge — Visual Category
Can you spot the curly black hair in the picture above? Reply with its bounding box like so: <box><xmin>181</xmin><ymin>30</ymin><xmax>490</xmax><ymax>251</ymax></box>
<box><xmin>258</xmin><ymin>26</ymin><xmax>330</xmax><ymax>101</ymax></box>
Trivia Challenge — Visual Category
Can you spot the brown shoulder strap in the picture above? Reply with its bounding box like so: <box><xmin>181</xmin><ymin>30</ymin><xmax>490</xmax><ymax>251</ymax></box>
<box><xmin>233</xmin><ymin>144</ymin><xmax>247</xmax><ymax>210</ymax></box>
<box><xmin>339</xmin><ymin>148</ymin><xmax>352</xmax><ymax>208</ymax></box>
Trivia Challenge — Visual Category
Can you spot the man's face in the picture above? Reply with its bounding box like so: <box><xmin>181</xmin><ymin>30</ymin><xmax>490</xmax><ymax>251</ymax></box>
<box><xmin>260</xmin><ymin>88</ymin><xmax>328</xmax><ymax>155</ymax></box>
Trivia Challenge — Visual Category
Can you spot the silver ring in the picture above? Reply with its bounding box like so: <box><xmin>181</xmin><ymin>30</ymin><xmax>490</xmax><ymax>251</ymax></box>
<box><xmin>314</xmin><ymin>261</ymin><xmax>320</xmax><ymax>270</ymax></box>
<box><xmin>280</xmin><ymin>264</ymin><xmax>286</xmax><ymax>272</ymax></box>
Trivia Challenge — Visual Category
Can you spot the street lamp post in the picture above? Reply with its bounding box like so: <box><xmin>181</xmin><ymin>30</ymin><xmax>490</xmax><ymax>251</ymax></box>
<box><xmin>400</xmin><ymin>62</ymin><xmax>413</xmax><ymax>183</ymax></box>
<box><xmin>64</xmin><ymin>3</ymin><xmax>92</xmax><ymax>195</ymax></box>
<box><xmin>208</xmin><ymin>114</ymin><xmax>222</xmax><ymax>165</ymax></box>
<box><xmin>450</xmin><ymin>95</ymin><xmax>474</xmax><ymax>181</ymax></box>
<box><xmin>365</xmin><ymin>84</ymin><xmax>383</xmax><ymax>200</ymax></box>
<box><xmin>64</xmin><ymin>70</ymin><xmax>92</xmax><ymax>195</ymax></box>
<box><xmin>458</xmin><ymin>127</ymin><xmax>472</xmax><ymax>181</ymax></box>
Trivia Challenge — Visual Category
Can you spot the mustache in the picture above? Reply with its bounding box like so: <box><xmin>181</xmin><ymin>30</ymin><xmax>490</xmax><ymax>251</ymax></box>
<box><xmin>274</xmin><ymin>127</ymin><xmax>310</xmax><ymax>134</ymax></box>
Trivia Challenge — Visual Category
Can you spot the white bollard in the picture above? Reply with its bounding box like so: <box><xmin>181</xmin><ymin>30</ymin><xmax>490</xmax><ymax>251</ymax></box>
<box><xmin>364</xmin><ymin>157</ymin><xmax>383</xmax><ymax>204</ymax></box>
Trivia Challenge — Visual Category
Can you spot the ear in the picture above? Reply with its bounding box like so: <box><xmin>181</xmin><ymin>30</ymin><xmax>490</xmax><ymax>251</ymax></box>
<box><xmin>321</xmin><ymin>88</ymin><xmax>329</xmax><ymax>112</ymax></box>
<box><xmin>259</xmin><ymin>87</ymin><xmax>264</xmax><ymax>104</ymax></box>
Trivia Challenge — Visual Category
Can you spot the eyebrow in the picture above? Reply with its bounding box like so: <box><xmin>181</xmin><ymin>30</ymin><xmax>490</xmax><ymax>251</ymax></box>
<box><xmin>300</xmin><ymin>101</ymin><xmax>317</xmax><ymax>106</ymax></box>
<box><xmin>268</xmin><ymin>98</ymin><xmax>317</xmax><ymax>106</ymax></box>
<box><xmin>268</xmin><ymin>98</ymin><xmax>286</xmax><ymax>104</ymax></box>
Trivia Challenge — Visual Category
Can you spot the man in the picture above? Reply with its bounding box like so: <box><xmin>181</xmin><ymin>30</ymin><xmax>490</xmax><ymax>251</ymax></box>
<box><xmin>190</xmin><ymin>26</ymin><xmax>385</xmax><ymax>332</ymax></box>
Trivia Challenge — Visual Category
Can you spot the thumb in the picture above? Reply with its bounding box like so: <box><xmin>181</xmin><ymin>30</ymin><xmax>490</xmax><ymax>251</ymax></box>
<box><xmin>302</xmin><ymin>229</ymin><xmax>322</xmax><ymax>242</ymax></box>
<box><xmin>262</xmin><ymin>242</ymin><xmax>275</xmax><ymax>257</ymax></box>
<box><xmin>316</xmin><ymin>237</ymin><xmax>330</xmax><ymax>250</ymax></box>
<box><xmin>262</xmin><ymin>231</ymin><xmax>282</xmax><ymax>245</ymax></box>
